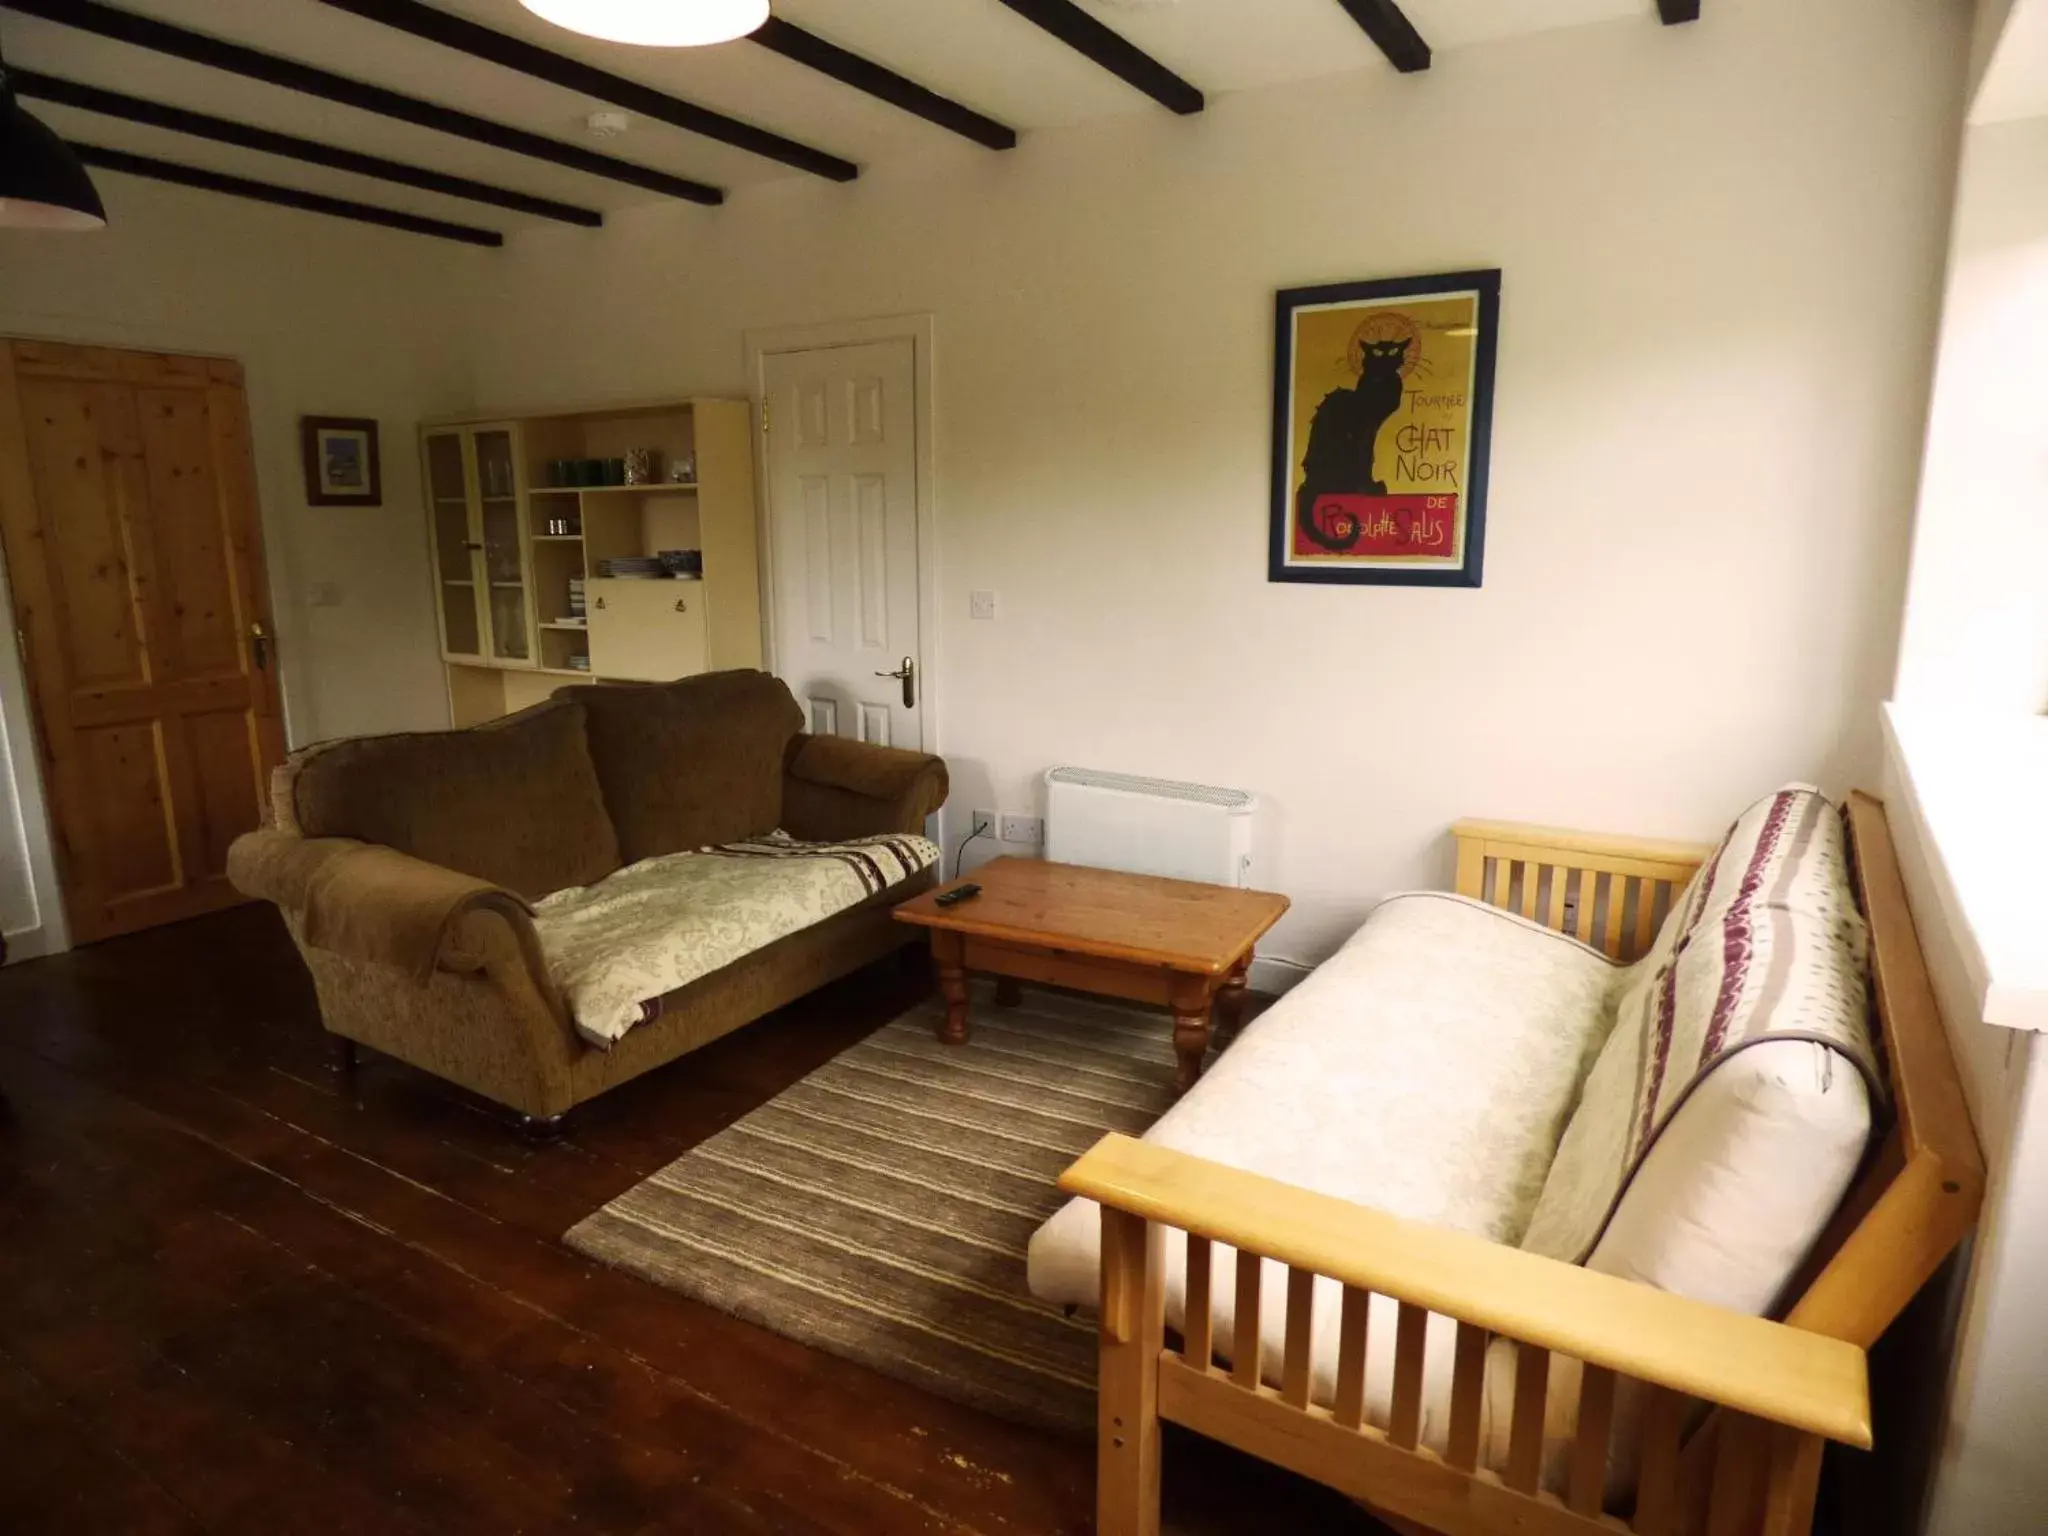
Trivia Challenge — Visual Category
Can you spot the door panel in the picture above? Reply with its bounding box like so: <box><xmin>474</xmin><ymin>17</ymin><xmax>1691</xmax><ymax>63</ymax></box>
<box><xmin>135</xmin><ymin>386</ymin><xmax>239</xmax><ymax>678</ymax></box>
<box><xmin>764</xmin><ymin>338</ymin><xmax>922</xmax><ymax>751</ymax></box>
<box><xmin>18</xmin><ymin>379</ymin><xmax>148</xmax><ymax>691</ymax></box>
<box><xmin>183</xmin><ymin>708</ymin><xmax>263</xmax><ymax>879</ymax></box>
<box><xmin>79</xmin><ymin>720</ymin><xmax>176</xmax><ymax>898</ymax></box>
<box><xmin>858</xmin><ymin>702</ymin><xmax>891</xmax><ymax>749</ymax></box>
<box><xmin>0</xmin><ymin>339</ymin><xmax>286</xmax><ymax>944</ymax></box>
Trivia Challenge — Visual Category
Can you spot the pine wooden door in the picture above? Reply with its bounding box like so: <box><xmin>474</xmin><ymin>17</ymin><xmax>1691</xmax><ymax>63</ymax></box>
<box><xmin>0</xmin><ymin>340</ymin><xmax>286</xmax><ymax>944</ymax></box>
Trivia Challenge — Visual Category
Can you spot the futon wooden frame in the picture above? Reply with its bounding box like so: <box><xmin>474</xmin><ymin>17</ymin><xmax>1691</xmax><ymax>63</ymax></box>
<box><xmin>1062</xmin><ymin>791</ymin><xmax>1981</xmax><ymax>1536</ymax></box>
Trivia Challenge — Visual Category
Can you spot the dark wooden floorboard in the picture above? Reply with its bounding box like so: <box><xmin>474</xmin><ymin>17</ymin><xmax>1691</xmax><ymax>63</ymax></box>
<box><xmin>0</xmin><ymin>1348</ymin><xmax>205</xmax><ymax>1534</ymax></box>
<box><xmin>0</xmin><ymin>903</ymin><xmax>1380</xmax><ymax>1534</ymax></box>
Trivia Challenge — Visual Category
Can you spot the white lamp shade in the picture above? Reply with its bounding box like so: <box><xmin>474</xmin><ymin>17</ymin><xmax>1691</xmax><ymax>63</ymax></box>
<box><xmin>0</xmin><ymin>197</ymin><xmax>104</xmax><ymax>230</ymax></box>
<box><xmin>518</xmin><ymin>0</ymin><xmax>769</xmax><ymax>46</ymax></box>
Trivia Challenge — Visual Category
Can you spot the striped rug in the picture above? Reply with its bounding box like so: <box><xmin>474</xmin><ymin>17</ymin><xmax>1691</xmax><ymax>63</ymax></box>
<box><xmin>564</xmin><ymin>982</ymin><xmax>1194</xmax><ymax>1434</ymax></box>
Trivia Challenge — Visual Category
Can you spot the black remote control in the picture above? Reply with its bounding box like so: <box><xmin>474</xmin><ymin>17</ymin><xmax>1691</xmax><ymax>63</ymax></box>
<box><xmin>934</xmin><ymin>883</ymin><xmax>982</xmax><ymax>908</ymax></box>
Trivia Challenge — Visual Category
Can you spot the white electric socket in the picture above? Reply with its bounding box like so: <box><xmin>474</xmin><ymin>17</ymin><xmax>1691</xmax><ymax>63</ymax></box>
<box><xmin>970</xmin><ymin>808</ymin><xmax>998</xmax><ymax>838</ymax></box>
<box><xmin>999</xmin><ymin>814</ymin><xmax>1044</xmax><ymax>845</ymax></box>
<box><xmin>969</xmin><ymin>589</ymin><xmax>998</xmax><ymax>620</ymax></box>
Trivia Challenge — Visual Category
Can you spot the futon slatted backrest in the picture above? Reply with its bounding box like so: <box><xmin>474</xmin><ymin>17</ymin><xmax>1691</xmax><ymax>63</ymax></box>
<box><xmin>1452</xmin><ymin>819</ymin><xmax>1707</xmax><ymax>962</ymax></box>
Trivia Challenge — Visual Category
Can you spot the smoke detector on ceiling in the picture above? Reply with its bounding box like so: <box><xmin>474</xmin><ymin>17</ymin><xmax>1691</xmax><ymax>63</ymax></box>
<box><xmin>586</xmin><ymin>110</ymin><xmax>631</xmax><ymax>137</ymax></box>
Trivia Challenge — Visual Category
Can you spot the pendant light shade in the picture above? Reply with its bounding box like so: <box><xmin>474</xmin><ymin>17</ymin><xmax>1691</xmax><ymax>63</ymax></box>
<box><xmin>518</xmin><ymin>0</ymin><xmax>769</xmax><ymax>47</ymax></box>
<box><xmin>0</xmin><ymin>74</ymin><xmax>106</xmax><ymax>230</ymax></box>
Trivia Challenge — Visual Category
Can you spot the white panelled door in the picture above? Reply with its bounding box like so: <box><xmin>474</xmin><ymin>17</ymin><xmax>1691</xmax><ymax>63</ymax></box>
<box><xmin>762</xmin><ymin>338</ymin><xmax>923</xmax><ymax>750</ymax></box>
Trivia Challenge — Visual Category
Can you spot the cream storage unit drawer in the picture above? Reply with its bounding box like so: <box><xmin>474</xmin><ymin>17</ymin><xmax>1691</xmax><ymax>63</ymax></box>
<box><xmin>585</xmin><ymin>578</ymin><xmax>707</xmax><ymax>682</ymax></box>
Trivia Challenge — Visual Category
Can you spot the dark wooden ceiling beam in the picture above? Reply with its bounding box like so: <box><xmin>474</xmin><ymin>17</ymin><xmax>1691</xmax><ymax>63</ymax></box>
<box><xmin>1</xmin><ymin>0</ymin><xmax>723</xmax><ymax>204</ymax></box>
<box><xmin>750</xmin><ymin>17</ymin><xmax>1015</xmax><ymax>151</ymax></box>
<box><xmin>13</xmin><ymin>69</ymin><xmax>603</xmax><ymax>225</ymax></box>
<box><xmin>71</xmin><ymin>141</ymin><xmax>503</xmax><ymax>245</ymax></box>
<box><xmin>1657</xmin><ymin>0</ymin><xmax>1702</xmax><ymax>21</ymax></box>
<box><xmin>313</xmin><ymin>0</ymin><xmax>858</xmax><ymax>182</ymax></box>
<box><xmin>991</xmin><ymin>0</ymin><xmax>1203</xmax><ymax>115</ymax></box>
<box><xmin>1333</xmin><ymin>0</ymin><xmax>1431</xmax><ymax>73</ymax></box>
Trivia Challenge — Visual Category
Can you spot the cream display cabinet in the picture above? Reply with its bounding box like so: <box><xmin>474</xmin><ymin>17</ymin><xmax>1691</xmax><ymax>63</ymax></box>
<box><xmin>419</xmin><ymin>398</ymin><xmax>762</xmax><ymax>727</ymax></box>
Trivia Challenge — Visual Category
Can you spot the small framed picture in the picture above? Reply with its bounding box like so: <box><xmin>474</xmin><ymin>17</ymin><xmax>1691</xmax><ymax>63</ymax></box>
<box><xmin>1269</xmin><ymin>269</ymin><xmax>1501</xmax><ymax>587</ymax></box>
<box><xmin>301</xmin><ymin>416</ymin><xmax>382</xmax><ymax>507</ymax></box>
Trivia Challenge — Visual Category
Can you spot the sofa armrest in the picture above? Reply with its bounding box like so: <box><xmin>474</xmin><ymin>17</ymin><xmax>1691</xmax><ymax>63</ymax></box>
<box><xmin>1061</xmin><ymin>1133</ymin><xmax>1869</xmax><ymax>1450</ymax></box>
<box><xmin>228</xmin><ymin>828</ymin><xmax>545</xmax><ymax>988</ymax></box>
<box><xmin>781</xmin><ymin>734</ymin><xmax>949</xmax><ymax>840</ymax></box>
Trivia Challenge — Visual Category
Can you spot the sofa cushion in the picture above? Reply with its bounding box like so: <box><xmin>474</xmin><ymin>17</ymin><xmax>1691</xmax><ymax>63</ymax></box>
<box><xmin>1028</xmin><ymin>891</ymin><xmax>1621</xmax><ymax>1308</ymax></box>
<box><xmin>559</xmin><ymin>671</ymin><xmax>804</xmax><ymax>862</ymax></box>
<box><xmin>1518</xmin><ymin>785</ymin><xmax>1880</xmax><ymax>1271</ymax></box>
<box><xmin>288</xmin><ymin>698</ymin><xmax>619</xmax><ymax>901</ymax></box>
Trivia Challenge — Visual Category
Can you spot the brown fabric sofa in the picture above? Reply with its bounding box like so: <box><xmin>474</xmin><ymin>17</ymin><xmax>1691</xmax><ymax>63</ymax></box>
<box><xmin>228</xmin><ymin>670</ymin><xmax>947</xmax><ymax>1125</ymax></box>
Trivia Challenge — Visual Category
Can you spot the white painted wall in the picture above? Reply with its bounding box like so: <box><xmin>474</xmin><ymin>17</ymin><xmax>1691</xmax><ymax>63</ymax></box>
<box><xmin>1974</xmin><ymin>0</ymin><xmax>2024</xmax><ymax>96</ymax></box>
<box><xmin>466</xmin><ymin>0</ymin><xmax>1965</xmax><ymax>966</ymax></box>
<box><xmin>0</xmin><ymin>174</ymin><xmax>479</xmax><ymax>958</ymax></box>
<box><xmin>1894</xmin><ymin>113</ymin><xmax>2048</xmax><ymax>714</ymax></box>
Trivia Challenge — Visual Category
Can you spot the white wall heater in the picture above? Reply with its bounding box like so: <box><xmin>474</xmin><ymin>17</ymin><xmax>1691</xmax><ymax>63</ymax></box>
<box><xmin>1043</xmin><ymin>767</ymin><xmax>1259</xmax><ymax>888</ymax></box>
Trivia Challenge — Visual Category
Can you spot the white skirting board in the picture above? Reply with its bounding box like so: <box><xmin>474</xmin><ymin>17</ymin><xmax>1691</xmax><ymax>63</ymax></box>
<box><xmin>1</xmin><ymin>924</ymin><xmax>57</xmax><ymax>964</ymax></box>
<box><xmin>1249</xmin><ymin>954</ymin><xmax>1312</xmax><ymax>996</ymax></box>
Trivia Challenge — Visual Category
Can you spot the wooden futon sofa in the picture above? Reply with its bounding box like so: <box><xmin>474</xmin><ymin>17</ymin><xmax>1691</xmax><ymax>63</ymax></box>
<box><xmin>1055</xmin><ymin>791</ymin><xmax>1980</xmax><ymax>1536</ymax></box>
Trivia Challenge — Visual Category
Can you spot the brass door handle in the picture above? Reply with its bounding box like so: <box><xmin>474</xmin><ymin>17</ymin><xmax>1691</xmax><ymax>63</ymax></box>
<box><xmin>250</xmin><ymin>621</ymin><xmax>272</xmax><ymax>671</ymax></box>
<box><xmin>873</xmin><ymin>656</ymin><xmax>915</xmax><ymax>709</ymax></box>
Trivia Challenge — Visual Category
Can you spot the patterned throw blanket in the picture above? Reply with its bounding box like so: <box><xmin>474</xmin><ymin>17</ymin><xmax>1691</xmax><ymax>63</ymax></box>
<box><xmin>701</xmin><ymin>832</ymin><xmax>936</xmax><ymax>894</ymax></box>
<box><xmin>1519</xmin><ymin>786</ymin><xmax>1886</xmax><ymax>1265</ymax></box>
<box><xmin>533</xmin><ymin>831</ymin><xmax>938</xmax><ymax>1047</ymax></box>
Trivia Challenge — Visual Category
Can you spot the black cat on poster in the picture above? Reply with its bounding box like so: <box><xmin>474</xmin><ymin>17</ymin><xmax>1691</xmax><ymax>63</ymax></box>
<box><xmin>1293</xmin><ymin>331</ymin><xmax>1414</xmax><ymax>548</ymax></box>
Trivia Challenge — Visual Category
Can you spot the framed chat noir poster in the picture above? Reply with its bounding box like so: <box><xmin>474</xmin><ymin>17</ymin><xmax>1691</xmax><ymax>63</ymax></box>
<box><xmin>1269</xmin><ymin>269</ymin><xmax>1501</xmax><ymax>587</ymax></box>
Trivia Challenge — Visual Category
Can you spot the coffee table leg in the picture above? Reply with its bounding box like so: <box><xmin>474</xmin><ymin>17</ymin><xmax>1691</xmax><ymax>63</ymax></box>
<box><xmin>932</xmin><ymin>931</ymin><xmax>970</xmax><ymax>1045</ymax></box>
<box><xmin>1168</xmin><ymin>976</ymin><xmax>1215</xmax><ymax>1094</ymax></box>
<box><xmin>1216</xmin><ymin>954</ymin><xmax>1253</xmax><ymax>1047</ymax></box>
<box><xmin>994</xmin><ymin>976</ymin><xmax>1023</xmax><ymax>1007</ymax></box>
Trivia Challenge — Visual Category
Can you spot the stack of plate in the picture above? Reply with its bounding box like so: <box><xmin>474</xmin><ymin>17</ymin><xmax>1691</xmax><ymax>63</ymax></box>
<box><xmin>599</xmin><ymin>556</ymin><xmax>663</xmax><ymax>580</ymax></box>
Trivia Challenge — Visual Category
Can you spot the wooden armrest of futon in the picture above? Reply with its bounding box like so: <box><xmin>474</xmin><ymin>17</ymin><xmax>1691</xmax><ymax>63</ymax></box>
<box><xmin>1060</xmin><ymin>1133</ymin><xmax>1870</xmax><ymax>1450</ymax></box>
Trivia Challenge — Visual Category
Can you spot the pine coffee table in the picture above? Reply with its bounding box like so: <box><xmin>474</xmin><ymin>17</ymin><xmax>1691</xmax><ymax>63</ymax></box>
<box><xmin>892</xmin><ymin>856</ymin><xmax>1290</xmax><ymax>1093</ymax></box>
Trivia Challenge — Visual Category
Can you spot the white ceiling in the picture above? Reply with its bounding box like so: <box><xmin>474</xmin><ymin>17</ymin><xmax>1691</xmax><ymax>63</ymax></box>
<box><xmin>1</xmin><ymin>0</ymin><xmax>1657</xmax><ymax>236</ymax></box>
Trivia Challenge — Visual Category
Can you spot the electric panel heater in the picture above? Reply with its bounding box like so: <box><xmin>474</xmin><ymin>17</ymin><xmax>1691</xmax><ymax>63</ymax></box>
<box><xmin>1043</xmin><ymin>767</ymin><xmax>1258</xmax><ymax>888</ymax></box>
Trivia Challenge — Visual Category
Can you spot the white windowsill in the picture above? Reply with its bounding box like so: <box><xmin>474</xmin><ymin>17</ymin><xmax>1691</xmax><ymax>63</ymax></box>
<box><xmin>1883</xmin><ymin>702</ymin><xmax>2048</xmax><ymax>1032</ymax></box>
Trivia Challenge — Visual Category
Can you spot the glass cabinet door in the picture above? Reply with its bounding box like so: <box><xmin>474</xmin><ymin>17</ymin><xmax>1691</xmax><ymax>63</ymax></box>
<box><xmin>424</xmin><ymin>431</ymin><xmax>482</xmax><ymax>658</ymax></box>
<box><xmin>474</xmin><ymin>428</ymin><xmax>530</xmax><ymax>663</ymax></box>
